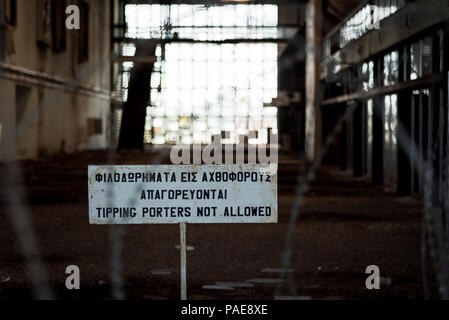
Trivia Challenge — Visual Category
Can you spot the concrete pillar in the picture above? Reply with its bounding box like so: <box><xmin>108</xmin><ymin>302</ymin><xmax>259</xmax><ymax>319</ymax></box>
<box><xmin>353</xmin><ymin>101</ymin><xmax>364</xmax><ymax>177</ymax></box>
<box><xmin>430</xmin><ymin>80</ymin><xmax>443</xmax><ymax>204</ymax></box>
<box><xmin>118</xmin><ymin>41</ymin><xmax>157</xmax><ymax>151</ymax></box>
<box><xmin>442</xmin><ymin>26</ymin><xmax>449</xmax><ymax>233</ymax></box>
<box><xmin>0</xmin><ymin>0</ymin><xmax>5</xmax><ymax>62</ymax></box>
<box><xmin>339</xmin><ymin>106</ymin><xmax>349</xmax><ymax>171</ymax></box>
<box><xmin>372</xmin><ymin>58</ymin><xmax>384</xmax><ymax>185</ymax></box>
<box><xmin>397</xmin><ymin>45</ymin><xmax>412</xmax><ymax>196</ymax></box>
<box><xmin>305</xmin><ymin>0</ymin><xmax>322</xmax><ymax>161</ymax></box>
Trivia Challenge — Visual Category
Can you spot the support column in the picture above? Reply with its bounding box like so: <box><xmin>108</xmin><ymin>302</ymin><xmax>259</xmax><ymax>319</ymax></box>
<box><xmin>372</xmin><ymin>58</ymin><xmax>384</xmax><ymax>185</ymax></box>
<box><xmin>353</xmin><ymin>101</ymin><xmax>364</xmax><ymax>177</ymax></box>
<box><xmin>339</xmin><ymin>106</ymin><xmax>348</xmax><ymax>171</ymax></box>
<box><xmin>0</xmin><ymin>0</ymin><xmax>6</xmax><ymax>62</ymax></box>
<box><xmin>118</xmin><ymin>40</ymin><xmax>157</xmax><ymax>151</ymax></box>
<box><xmin>305</xmin><ymin>0</ymin><xmax>322</xmax><ymax>161</ymax></box>
<box><xmin>397</xmin><ymin>92</ymin><xmax>412</xmax><ymax>196</ymax></box>
<box><xmin>431</xmin><ymin>82</ymin><xmax>443</xmax><ymax>204</ymax></box>
<box><xmin>397</xmin><ymin>45</ymin><xmax>412</xmax><ymax>196</ymax></box>
<box><xmin>442</xmin><ymin>26</ymin><xmax>449</xmax><ymax>232</ymax></box>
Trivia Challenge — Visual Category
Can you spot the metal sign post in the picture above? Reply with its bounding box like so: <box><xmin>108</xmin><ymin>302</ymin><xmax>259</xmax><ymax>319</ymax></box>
<box><xmin>88</xmin><ymin>164</ymin><xmax>278</xmax><ymax>301</ymax></box>
<box><xmin>180</xmin><ymin>222</ymin><xmax>187</xmax><ymax>300</ymax></box>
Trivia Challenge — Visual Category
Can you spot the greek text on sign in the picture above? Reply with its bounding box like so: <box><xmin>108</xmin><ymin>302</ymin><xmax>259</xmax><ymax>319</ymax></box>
<box><xmin>88</xmin><ymin>164</ymin><xmax>278</xmax><ymax>224</ymax></box>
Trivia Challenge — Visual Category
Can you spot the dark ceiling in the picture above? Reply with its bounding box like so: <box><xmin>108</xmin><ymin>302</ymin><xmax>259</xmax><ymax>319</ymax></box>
<box><xmin>323</xmin><ymin>0</ymin><xmax>364</xmax><ymax>34</ymax></box>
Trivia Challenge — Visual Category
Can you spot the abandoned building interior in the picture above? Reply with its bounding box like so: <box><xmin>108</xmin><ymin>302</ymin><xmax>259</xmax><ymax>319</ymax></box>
<box><xmin>1</xmin><ymin>0</ymin><xmax>449</xmax><ymax>300</ymax></box>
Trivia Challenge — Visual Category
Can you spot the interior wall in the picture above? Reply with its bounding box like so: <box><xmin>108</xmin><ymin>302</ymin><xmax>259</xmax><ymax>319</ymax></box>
<box><xmin>0</xmin><ymin>79</ymin><xmax>15</xmax><ymax>161</ymax></box>
<box><xmin>0</xmin><ymin>0</ymin><xmax>111</xmax><ymax>162</ymax></box>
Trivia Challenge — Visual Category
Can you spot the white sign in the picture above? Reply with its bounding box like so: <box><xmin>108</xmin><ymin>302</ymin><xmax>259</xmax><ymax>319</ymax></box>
<box><xmin>88</xmin><ymin>164</ymin><xmax>278</xmax><ymax>224</ymax></box>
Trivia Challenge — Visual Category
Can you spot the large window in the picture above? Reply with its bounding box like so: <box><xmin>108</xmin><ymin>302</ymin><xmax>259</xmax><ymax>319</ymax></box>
<box><xmin>340</xmin><ymin>0</ymin><xmax>405</xmax><ymax>48</ymax></box>
<box><xmin>120</xmin><ymin>4</ymin><xmax>279</xmax><ymax>145</ymax></box>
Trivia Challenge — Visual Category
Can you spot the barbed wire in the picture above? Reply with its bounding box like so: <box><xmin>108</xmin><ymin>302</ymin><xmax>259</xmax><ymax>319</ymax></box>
<box><xmin>274</xmin><ymin>89</ymin><xmax>449</xmax><ymax>300</ymax></box>
<box><xmin>275</xmin><ymin>103</ymin><xmax>357</xmax><ymax>297</ymax></box>
<box><xmin>1</xmin><ymin>140</ymin><xmax>54</xmax><ymax>299</ymax></box>
<box><xmin>106</xmin><ymin>148</ymin><xmax>170</xmax><ymax>300</ymax></box>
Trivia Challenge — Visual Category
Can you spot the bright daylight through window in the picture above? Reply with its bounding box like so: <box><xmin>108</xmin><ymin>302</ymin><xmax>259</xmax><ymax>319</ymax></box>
<box><xmin>118</xmin><ymin>4</ymin><xmax>279</xmax><ymax>145</ymax></box>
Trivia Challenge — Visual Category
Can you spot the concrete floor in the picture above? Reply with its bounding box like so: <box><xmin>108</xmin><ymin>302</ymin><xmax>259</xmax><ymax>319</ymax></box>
<box><xmin>0</xmin><ymin>151</ymin><xmax>436</xmax><ymax>299</ymax></box>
